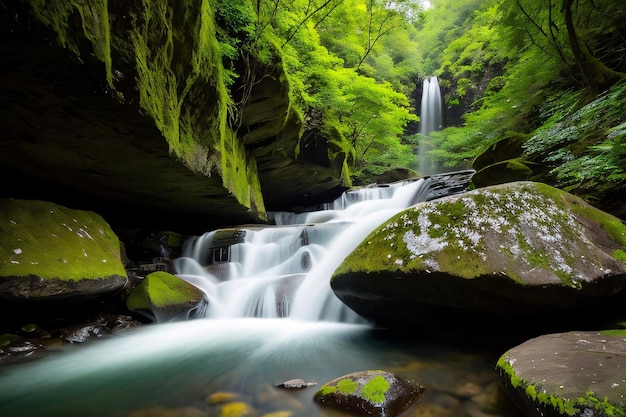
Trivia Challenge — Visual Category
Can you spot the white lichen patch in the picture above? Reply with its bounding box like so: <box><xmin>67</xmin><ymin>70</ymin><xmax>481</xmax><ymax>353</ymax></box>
<box><xmin>402</xmin><ymin>207</ymin><xmax>448</xmax><ymax>258</ymax></box>
<box><xmin>382</xmin><ymin>183</ymin><xmax>599</xmax><ymax>282</ymax></box>
<box><xmin>76</xmin><ymin>227</ymin><xmax>94</xmax><ymax>240</ymax></box>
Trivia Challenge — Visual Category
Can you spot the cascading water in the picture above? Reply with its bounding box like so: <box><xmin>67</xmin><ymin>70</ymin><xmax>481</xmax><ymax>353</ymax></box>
<box><xmin>173</xmin><ymin>176</ymin><xmax>439</xmax><ymax>323</ymax></box>
<box><xmin>418</xmin><ymin>76</ymin><xmax>443</xmax><ymax>175</ymax></box>
<box><xmin>172</xmin><ymin>170</ymin><xmax>475</xmax><ymax>323</ymax></box>
<box><xmin>0</xmin><ymin>170</ymin><xmax>514</xmax><ymax>417</ymax></box>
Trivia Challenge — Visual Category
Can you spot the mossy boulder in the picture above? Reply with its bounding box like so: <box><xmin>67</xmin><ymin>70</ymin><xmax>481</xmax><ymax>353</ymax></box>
<box><xmin>314</xmin><ymin>370</ymin><xmax>425</xmax><ymax>417</ymax></box>
<box><xmin>331</xmin><ymin>181</ymin><xmax>626</xmax><ymax>326</ymax></box>
<box><xmin>126</xmin><ymin>271</ymin><xmax>206</xmax><ymax>322</ymax></box>
<box><xmin>0</xmin><ymin>198</ymin><xmax>127</xmax><ymax>300</ymax></box>
<box><xmin>497</xmin><ymin>330</ymin><xmax>626</xmax><ymax>417</ymax></box>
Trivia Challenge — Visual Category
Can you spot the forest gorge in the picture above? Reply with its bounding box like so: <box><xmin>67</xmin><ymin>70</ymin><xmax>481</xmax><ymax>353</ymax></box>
<box><xmin>3</xmin><ymin>0</ymin><xmax>624</xmax><ymax>228</ymax></box>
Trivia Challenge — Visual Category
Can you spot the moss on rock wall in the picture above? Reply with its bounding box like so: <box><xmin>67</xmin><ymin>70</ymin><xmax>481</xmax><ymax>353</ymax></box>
<box><xmin>26</xmin><ymin>0</ymin><xmax>266</xmax><ymax>219</ymax></box>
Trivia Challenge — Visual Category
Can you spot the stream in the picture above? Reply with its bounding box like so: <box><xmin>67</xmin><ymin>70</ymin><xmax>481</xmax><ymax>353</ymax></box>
<box><xmin>0</xmin><ymin>171</ymin><xmax>521</xmax><ymax>417</ymax></box>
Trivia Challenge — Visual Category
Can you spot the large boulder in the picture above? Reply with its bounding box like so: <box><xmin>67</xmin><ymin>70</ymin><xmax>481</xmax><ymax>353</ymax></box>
<box><xmin>496</xmin><ymin>330</ymin><xmax>626</xmax><ymax>417</ymax></box>
<box><xmin>0</xmin><ymin>198</ymin><xmax>127</xmax><ymax>300</ymax></box>
<box><xmin>331</xmin><ymin>181</ymin><xmax>626</xmax><ymax>328</ymax></box>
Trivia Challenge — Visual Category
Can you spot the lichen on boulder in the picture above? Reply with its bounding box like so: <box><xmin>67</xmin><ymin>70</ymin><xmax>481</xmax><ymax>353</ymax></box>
<box><xmin>314</xmin><ymin>370</ymin><xmax>425</xmax><ymax>417</ymax></box>
<box><xmin>0</xmin><ymin>198</ymin><xmax>127</xmax><ymax>300</ymax></box>
<box><xmin>126</xmin><ymin>271</ymin><xmax>206</xmax><ymax>322</ymax></box>
<box><xmin>331</xmin><ymin>181</ymin><xmax>626</xmax><ymax>324</ymax></box>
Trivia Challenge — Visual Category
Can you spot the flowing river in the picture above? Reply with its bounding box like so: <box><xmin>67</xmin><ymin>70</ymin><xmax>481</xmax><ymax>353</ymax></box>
<box><xmin>0</xmin><ymin>171</ymin><xmax>521</xmax><ymax>417</ymax></box>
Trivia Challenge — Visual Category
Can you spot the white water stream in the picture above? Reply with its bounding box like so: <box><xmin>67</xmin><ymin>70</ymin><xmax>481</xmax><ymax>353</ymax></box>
<box><xmin>173</xmin><ymin>177</ymin><xmax>435</xmax><ymax>322</ymax></box>
<box><xmin>418</xmin><ymin>76</ymin><xmax>443</xmax><ymax>176</ymax></box>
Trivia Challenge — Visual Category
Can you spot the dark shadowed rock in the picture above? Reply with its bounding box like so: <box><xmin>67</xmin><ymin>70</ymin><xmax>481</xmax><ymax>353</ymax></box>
<box><xmin>497</xmin><ymin>330</ymin><xmax>626</xmax><ymax>417</ymax></box>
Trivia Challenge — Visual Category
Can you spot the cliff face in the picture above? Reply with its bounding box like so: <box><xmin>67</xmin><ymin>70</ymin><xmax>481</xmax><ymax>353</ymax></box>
<box><xmin>0</xmin><ymin>1</ymin><xmax>348</xmax><ymax>233</ymax></box>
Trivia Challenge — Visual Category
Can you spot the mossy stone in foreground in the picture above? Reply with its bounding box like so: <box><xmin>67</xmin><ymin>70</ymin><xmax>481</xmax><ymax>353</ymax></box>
<box><xmin>0</xmin><ymin>198</ymin><xmax>127</xmax><ymax>299</ymax></box>
<box><xmin>314</xmin><ymin>370</ymin><xmax>425</xmax><ymax>417</ymax></box>
<box><xmin>497</xmin><ymin>330</ymin><xmax>626</xmax><ymax>417</ymax></box>
<box><xmin>126</xmin><ymin>271</ymin><xmax>206</xmax><ymax>322</ymax></box>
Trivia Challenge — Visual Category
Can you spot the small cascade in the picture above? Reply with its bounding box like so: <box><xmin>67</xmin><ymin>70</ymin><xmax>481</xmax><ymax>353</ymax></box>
<box><xmin>173</xmin><ymin>170</ymin><xmax>475</xmax><ymax>323</ymax></box>
<box><xmin>418</xmin><ymin>76</ymin><xmax>443</xmax><ymax>175</ymax></box>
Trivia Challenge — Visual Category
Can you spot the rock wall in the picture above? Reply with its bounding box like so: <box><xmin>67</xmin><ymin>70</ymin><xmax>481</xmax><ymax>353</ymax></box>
<box><xmin>0</xmin><ymin>1</ymin><xmax>347</xmax><ymax>233</ymax></box>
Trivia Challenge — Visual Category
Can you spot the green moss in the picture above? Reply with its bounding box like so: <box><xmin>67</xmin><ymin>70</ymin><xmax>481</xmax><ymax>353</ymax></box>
<box><xmin>613</xmin><ymin>249</ymin><xmax>626</xmax><ymax>263</ymax></box>
<box><xmin>336</xmin><ymin>379</ymin><xmax>358</xmax><ymax>394</ymax></box>
<box><xmin>360</xmin><ymin>375</ymin><xmax>390</xmax><ymax>404</ymax></box>
<box><xmin>29</xmin><ymin>0</ymin><xmax>113</xmax><ymax>87</ymax></box>
<box><xmin>497</xmin><ymin>352</ymin><xmax>626</xmax><ymax>417</ymax></box>
<box><xmin>126</xmin><ymin>271</ymin><xmax>202</xmax><ymax>310</ymax></box>
<box><xmin>318</xmin><ymin>385</ymin><xmax>337</xmax><ymax>397</ymax></box>
<box><xmin>601</xmin><ymin>329</ymin><xmax>626</xmax><ymax>338</ymax></box>
<box><xmin>0</xmin><ymin>199</ymin><xmax>125</xmax><ymax>280</ymax></box>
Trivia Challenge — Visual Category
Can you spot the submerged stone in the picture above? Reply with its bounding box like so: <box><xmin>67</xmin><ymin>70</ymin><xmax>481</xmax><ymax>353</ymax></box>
<box><xmin>314</xmin><ymin>370</ymin><xmax>425</xmax><ymax>417</ymax></box>
<box><xmin>331</xmin><ymin>181</ymin><xmax>626</xmax><ymax>326</ymax></box>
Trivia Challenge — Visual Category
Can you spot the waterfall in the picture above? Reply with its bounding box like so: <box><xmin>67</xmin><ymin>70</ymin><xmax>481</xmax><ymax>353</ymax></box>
<box><xmin>173</xmin><ymin>170</ymin><xmax>475</xmax><ymax>323</ymax></box>
<box><xmin>418</xmin><ymin>76</ymin><xmax>443</xmax><ymax>175</ymax></box>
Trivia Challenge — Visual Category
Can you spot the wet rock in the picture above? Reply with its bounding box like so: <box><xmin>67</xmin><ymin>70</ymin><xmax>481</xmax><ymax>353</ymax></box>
<box><xmin>126</xmin><ymin>271</ymin><xmax>207</xmax><ymax>323</ymax></box>
<box><xmin>60</xmin><ymin>319</ymin><xmax>109</xmax><ymax>343</ymax></box>
<box><xmin>497</xmin><ymin>330</ymin><xmax>626</xmax><ymax>417</ymax></box>
<box><xmin>314</xmin><ymin>370</ymin><xmax>425</xmax><ymax>417</ymax></box>
<box><xmin>275</xmin><ymin>378</ymin><xmax>317</xmax><ymax>389</ymax></box>
<box><xmin>0</xmin><ymin>333</ymin><xmax>44</xmax><ymax>365</ymax></box>
<box><xmin>331</xmin><ymin>181</ymin><xmax>626</xmax><ymax>330</ymax></box>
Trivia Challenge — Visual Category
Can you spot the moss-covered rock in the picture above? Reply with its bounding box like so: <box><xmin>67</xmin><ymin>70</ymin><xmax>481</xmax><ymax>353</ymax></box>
<box><xmin>0</xmin><ymin>198</ymin><xmax>127</xmax><ymax>300</ymax></box>
<box><xmin>126</xmin><ymin>271</ymin><xmax>206</xmax><ymax>322</ymax></box>
<box><xmin>497</xmin><ymin>330</ymin><xmax>626</xmax><ymax>417</ymax></box>
<box><xmin>314</xmin><ymin>370</ymin><xmax>425</xmax><ymax>417</ymax></box>
<box><xmin>331</xmin><ymin>181</ymin><xmax>626</xmax><ymax>325</ymax></box>
<box><xmin>0</xmin><ymin>1</ymin><xmax>350</xmax><ymax>234</ymax></box>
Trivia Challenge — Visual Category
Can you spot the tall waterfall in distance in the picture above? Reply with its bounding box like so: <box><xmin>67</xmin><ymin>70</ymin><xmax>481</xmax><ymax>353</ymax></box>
<box><xmin>418</xmin><ymin>76</ymin><xmax>443</xmax><ymax>175</ymax></box>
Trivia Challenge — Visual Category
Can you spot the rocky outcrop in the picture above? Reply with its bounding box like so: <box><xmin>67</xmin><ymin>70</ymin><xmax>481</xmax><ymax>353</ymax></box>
<box><xmin>331</xmin><ymin>181</ymin><xmax>626</xmax><ymax>329</ymax></box>
<box><xmin>497</xmin><ymin>330</ymin><xmax>626</xmax><ymax>417</ymax></box>
<box><xmin>0</xmin><ymin>198</ymin><xmax>127</xmax><ymax>300</ymax></box>
<box><xmin>0</xmin><ymin>1</ymin><xmax>348</xmax><ymax>235</ymax></box>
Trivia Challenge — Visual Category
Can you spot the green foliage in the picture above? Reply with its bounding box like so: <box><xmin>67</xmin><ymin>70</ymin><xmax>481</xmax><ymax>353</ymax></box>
<box><xmin>523</xmin><ymin>81</ymin><xmax>626</xmax><ymax>198</ymax></box>
<box><xmin>414</xmin><ymin>0</ymin><xmax>484</xmax><ymax>76</ymax></box>
<box><xmin>417</xmin><ymin>0</ymin><xmax>626</xmax><ymax>204</ymax></box>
